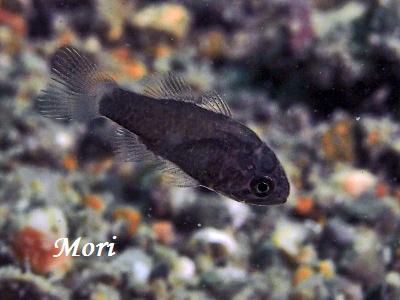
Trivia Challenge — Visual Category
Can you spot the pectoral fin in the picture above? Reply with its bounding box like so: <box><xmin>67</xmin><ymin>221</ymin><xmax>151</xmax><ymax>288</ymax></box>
<box><xmin>112</xmin><ymin>126</ymin><xmax>157</xmax><ymax>163</ymax></box>
<box><xmin>112</xmin><ymin>126</ymin><xmax>199</xmax><ymax>187</ymax></box>
<box><xmin>156</xmin><ymin>160</ymin><xmax>199</xmax><ymax>187</ymax></box>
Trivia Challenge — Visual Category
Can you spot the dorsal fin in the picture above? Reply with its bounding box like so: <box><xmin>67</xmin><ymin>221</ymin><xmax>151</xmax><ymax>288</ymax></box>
<box><xmin>199</xmin><ymin>91</ymin><xmax>232</xmax><ymax>117</ymax></box>
<box><xmin>142</xmin><ymin>72</ymin><xmax>232</xmax><ymax>117</ymax></box>
<box><xmin>112</xmin><ymin>126</ymin><xmax>199</xmax><ymax>187</ymax></box>
<box><xmin>142</xmin><ymin>72</ymin><xmax>196</xmax><ymax>103</ymax></box>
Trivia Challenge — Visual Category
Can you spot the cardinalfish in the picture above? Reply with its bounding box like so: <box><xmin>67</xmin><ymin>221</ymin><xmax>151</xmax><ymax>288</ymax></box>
<box><xmin>36</xmin><ymin>47</ymin><xmax>290</xmax><ymax>205</ymax></box>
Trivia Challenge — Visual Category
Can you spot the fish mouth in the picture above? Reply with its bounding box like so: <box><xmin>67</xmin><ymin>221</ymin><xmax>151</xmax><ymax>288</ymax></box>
<box><xmin>246</xmin><ymin>195</ymin><xmax>287</xmax><ymax>206</ymax></box>
<box><xmin>270</xmin><ymin>165</ymin><xmax>290</xmax><ymax>204</ymax></box>
<box><xmin>267</xmin><ymin>196</ymin><xmax>288</xmax><ymax>205</ymax></box>
<box><xmin>230</xmin><ymin>192</ymin><xmax>288</xmax><ymax>206</ymax></box>
<box><xmin>215</xmin><ymin>164</ymin><xmax>290</xmax><ymax>206</ymax></box>
<box><xmin>260</xmin><ymin>187</ymin><xmax>290</xmax><ymax>206</ymax></box>
<box><xmin>219</xmin><ymin>179</ymin><xmax>290</xmax><ymax>206</ymax></box>
<box><xmin>265</xmin><ymin>191</ymin><xmax>289</xmax><ymax>205</ymax></box>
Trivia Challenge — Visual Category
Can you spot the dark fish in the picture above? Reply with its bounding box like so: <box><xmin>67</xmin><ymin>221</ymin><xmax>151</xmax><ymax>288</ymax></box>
<box><xmin>36</xmin><ymin>47</ymin><xmax>290</xmax><ymax>205</ymax></box>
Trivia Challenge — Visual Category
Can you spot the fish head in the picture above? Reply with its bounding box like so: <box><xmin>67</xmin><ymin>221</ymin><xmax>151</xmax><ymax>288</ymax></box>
<box><xmin>217</xmin><ymin>143</ymin><xmax>290</xmax><ymax>206</ymax></box>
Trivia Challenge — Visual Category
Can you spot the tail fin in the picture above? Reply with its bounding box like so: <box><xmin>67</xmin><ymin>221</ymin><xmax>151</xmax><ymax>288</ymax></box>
<box><xmin>36</xmin><ymin>46</ymin><xmax>117</xmax><ymax>121</ymax></box>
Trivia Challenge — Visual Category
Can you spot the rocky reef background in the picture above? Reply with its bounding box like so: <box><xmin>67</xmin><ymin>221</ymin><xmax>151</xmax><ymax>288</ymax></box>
<box><xmin>1</xmin><ymin>0</ymin><xmax>400</xmax><ymax>299</ymax></box>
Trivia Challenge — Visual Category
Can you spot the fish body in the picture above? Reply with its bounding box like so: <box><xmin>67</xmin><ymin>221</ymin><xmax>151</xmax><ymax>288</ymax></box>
<box><xmin>37</xmin><ymin>47</ymin><xmax>290</xmax><ymax>205</ymax></box>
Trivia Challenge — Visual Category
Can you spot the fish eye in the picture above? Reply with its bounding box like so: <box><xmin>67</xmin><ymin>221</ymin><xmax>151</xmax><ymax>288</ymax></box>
<box><xmin>250</xmin><ymin>176</ymin><xmax>275</xmax><ymax>197</ymax></box>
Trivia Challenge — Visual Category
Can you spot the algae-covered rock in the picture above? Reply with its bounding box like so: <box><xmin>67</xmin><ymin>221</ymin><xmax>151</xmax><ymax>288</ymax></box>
<box><xmin>190</xmin><ymin>228</ymin><xmax>238</xmax><ymax>257</ymax></box>
<box><xmin>272</xmin><ymin>220</ymin><xmax>308</xmax><ymax>257</ymax></box>
<box><xmin>131</xmin><ymin>3</ymin><xmax>191</xmax><ymax>39</ymax></box>
<box><xmin>0</xmin><ymin>267</ymin><xmax>68</xmax><ymax>300</ymax></box>
<box><xmin>112</xmin><ymin>248</ymin><xmax>153</xmax><ymax>285</ymax></box>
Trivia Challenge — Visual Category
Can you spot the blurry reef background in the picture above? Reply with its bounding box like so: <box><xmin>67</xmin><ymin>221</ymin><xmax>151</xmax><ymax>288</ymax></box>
<box><xmin>1</xmin><ymin>0</ymin><xmax>400</xmax><ymax>299</ymax></box>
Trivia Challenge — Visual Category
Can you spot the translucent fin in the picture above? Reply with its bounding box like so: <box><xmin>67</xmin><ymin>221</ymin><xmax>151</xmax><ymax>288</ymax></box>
<box><xmin>112</xmin><ymin>126</ymin><xmax>157</xmax><ymax>163</ymax></box>
<box><xmin>142</xmin><ymin>72</ymin><xmax>197</xmax><ymax>103</ymax></box>
<box><xmin>157</xmin><ymin>160</ymin><xmax>199</xmax><ymax>187</ymax></box>
<box><xmin>113</xmin><ymin>126</ymin><xmax>198</xmax><ymax>187</ymax></box>
<box><xmin>199</xmin><ymin>91</ymin><xmax>232</xmax><ymax>117</ymax></box>
<box><xmin>36</xmin><ymin>46</ymin><xmax>117</xmax><ymax>121</ymax></box>
<box><xmin>142</xmin><ymin>72</ymin><xmax>232</xmax><ymax>117</ymax></box>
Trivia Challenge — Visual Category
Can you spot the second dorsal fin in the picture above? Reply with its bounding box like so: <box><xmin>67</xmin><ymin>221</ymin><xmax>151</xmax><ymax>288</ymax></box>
<box><xmin>142</xmin><ymin>72</ymin><xmax>196</xmax><ymax>103</ymax></box>
<box><xmin>142</xmin><ymin>73</ymin><xmax>232</xmax><ymax>117</ymax></box>
<box><xmin>199</xmin><ymin>91</ymin><xmax>232</xmax><ymax>117</ymax></box>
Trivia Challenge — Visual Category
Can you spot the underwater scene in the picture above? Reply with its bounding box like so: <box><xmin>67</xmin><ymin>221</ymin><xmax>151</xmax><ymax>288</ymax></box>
<box><xmin>1</xmin><ymin>0</ymin><xmax>400</xmax><ymax>299</ymax></box>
